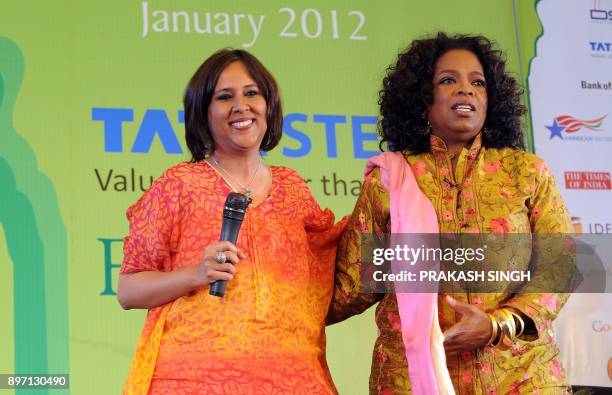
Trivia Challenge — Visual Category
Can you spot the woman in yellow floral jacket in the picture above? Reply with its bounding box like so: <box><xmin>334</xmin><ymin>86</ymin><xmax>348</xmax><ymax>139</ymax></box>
<box><xmin>329</xmin><ymin>32</ymin><xmax>573</xmax><ymax>394</ymax></box>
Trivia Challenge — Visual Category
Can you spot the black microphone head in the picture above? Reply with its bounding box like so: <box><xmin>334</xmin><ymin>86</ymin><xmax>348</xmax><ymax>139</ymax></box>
<box><xmin>223</xmin><ymin>192</ymin><xmax>249</xmax><ymax>221</ymax></box>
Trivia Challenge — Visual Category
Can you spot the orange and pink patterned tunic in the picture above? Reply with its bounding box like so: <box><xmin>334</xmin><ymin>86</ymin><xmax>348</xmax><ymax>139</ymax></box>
<box><xmin>121</xmin><ymin>162</ymin><xmax>345</xmax><ymax>394</ymax></box>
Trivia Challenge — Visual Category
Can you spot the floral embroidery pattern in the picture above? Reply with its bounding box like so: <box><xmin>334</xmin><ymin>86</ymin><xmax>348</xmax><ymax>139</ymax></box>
<box><xmin>540</xmin><ymin>293</ymin><xmax>558</xmax><ymax>311</ymax></box>
<box><xmin>490</xmin><ymin>217</ymin><xmax>510</xmax><ymax>234</ymax></box>
<box><xmin>331</xmin><ymin>133</ymin><xmax>573</xmax><ymax>394</ymax></box>
<box><xmin>483</xmin><ymin>160</ymin><xmax>502</xmax><ymax>174</ymax></box>
<box><xmin>411</xmin><ymin>160</ymin><xmax>428</xmax><ymax>176</ymax></box>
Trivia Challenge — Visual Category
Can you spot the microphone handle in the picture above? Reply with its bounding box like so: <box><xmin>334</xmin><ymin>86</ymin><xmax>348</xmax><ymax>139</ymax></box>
<box><xmin>209</xmin><ymin>217</ymin><xmax>243</xmax><ymax>297</ymax></box>
<box><xmin>220</xmin><ymin>217</ymin><xmax>242</xmax><ymax>244</ymax></box>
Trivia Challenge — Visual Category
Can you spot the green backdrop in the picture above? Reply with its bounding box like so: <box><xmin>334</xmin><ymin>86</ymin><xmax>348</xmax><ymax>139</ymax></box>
<box><xmin>0</xmin><ymin>1</ymin><xmax>540</xmax><ymax>393</ymax></box>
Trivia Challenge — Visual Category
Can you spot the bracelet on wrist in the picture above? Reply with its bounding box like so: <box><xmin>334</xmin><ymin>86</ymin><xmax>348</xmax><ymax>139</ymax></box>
<box><xmin>493</xmin><ymin>309</ymin><xmax>516</xmax><ymax>350</ymax></box>
<box><xmin>486</xmin><ymin>313</ymin><xmax>499</xmax><ymax>346</ymax></box>
<box><xmin>509</xmin><ymin>310</ymin><xmax>525</xmax><ymax>338</ymax></box>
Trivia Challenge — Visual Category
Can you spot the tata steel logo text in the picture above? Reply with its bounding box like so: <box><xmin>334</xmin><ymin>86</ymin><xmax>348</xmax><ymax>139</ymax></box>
<box><xmin>589</xmin><ymin>41</ymin><xmax>612</xmax><ymax>52</ymax></box>
<box><xmin>546</xmin><ymin>114</ymin><xmax>607</xmax><ymax>140</ymax></box>
<box><xmin>589</xmin><ymin>41</ymin><xmax>612</xmax><ymax>59</ymax></box>
<box><xmin>590</xmin><ymin>8</ymin><xmax>612</xmax><ymax>22</ymax></box>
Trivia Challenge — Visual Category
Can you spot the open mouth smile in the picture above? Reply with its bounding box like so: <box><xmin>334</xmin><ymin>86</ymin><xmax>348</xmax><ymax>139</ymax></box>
<box><xmin>229</xmin><ymin>119</ymin><xmax>254</xmax><ymax>129</ymax></box>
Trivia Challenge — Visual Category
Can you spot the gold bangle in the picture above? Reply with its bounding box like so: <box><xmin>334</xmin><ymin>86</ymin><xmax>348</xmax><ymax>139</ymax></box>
<box><xmin>492</xmin><ymin>310</ymin><xmax>508</xmax><ymax>349</ymax></box>
<box><xmin>505</xmin><ymin>309</ymin><xmax>516</xmax><ymax>340</ymax></box>
<box><xmin>502</xmin><ymin>309</ymin><xmax>516</xmax><ymax>339</ymax></box>
<box><xmin>493</xmin><ymin>309</ymin><xmax>515</xmax><ymax>350</ymax></box>
<box><xmin>500</xmin><ymin>312</ymin><xmax>514</xmax><ymax>350</ymax></box>
<box><xmin>509</xmin><ymin>310</ymin><xmax>525</xmax><ymax>338</ymax></box>
<box><xmin>486</xmin><ymin>313</ymin><xmax>499</xmax><ymax>346</ymax></box>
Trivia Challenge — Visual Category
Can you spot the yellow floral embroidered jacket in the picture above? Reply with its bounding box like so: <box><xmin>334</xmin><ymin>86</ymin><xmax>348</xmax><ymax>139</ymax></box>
<box><xmin>329</xmin><ymin>134</ymin><xmax>573</xmax><ymax>395</ymax></box>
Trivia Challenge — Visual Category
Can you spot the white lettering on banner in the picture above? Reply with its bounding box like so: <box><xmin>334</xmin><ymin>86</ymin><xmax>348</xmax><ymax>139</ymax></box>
<box><xmin>141</xmin><ymin>1</ymin><xmax>265</xmax><ymax>48</ymax></box>
<box><xmin>141</xmin><ymin>2</ymin><xmax>367</xmax><ymax>47</ymax></box>
<box><xmin>279</xmin><ymin>8</ymin><xmax>367</xmax><ymax>40</ymax></box>
<box><xmin>564</xmin><ymin>171</ymin><xmax>612</xmax><ymax>190</ymax></box>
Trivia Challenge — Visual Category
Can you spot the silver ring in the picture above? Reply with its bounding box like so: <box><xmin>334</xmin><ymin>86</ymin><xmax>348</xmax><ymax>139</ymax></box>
<box><xmin>214</xmin><ymin>251</ymin><xmax>227</xmax><ymax>263</ymax></box>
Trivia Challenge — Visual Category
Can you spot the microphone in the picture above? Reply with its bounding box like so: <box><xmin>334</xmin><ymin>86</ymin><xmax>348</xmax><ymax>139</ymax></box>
<box><xmin>209</xmin><ymin>192</ymin><xmax>250</xmax><ymax>297</ymax></box>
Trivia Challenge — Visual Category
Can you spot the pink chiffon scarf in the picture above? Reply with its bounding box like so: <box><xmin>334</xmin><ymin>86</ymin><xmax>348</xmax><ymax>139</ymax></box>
<box><xmin>366</xmin><ymin>152</ymin><xmax>455</xmax><ymax>395</ymax></box>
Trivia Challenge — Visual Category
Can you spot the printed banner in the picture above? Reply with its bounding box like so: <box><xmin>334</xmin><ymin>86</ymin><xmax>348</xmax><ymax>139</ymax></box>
<box><xmin>5</xmin><ymin>0</ymin><xmax>608</xmax><ymax>393</ymax></box>
<box><xmin>529</xmin><ymin>0</ymin><xmax>612</xmax><ymax>387</ymax></box>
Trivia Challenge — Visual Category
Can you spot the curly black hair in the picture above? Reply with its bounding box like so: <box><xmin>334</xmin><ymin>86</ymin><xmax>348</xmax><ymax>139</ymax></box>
<box><xmin>379</xmin><ymin>32</ymin><xmax>526</xmax><ymax>153</ymax></box>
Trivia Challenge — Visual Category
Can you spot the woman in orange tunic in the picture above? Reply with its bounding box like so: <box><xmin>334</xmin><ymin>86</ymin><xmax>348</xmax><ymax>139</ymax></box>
<box><xmin>118</xmin><ymin>49</ymin><xmax>344</xmax><ymax>394</ymax></box>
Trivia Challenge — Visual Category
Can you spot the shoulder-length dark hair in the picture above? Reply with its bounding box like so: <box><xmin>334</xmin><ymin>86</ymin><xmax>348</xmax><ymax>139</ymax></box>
<box><xmin>184</xmin><ymin>49</ymin><xmax>283</xmax><ymax>161</ymax></box>
<box><xmin>379</xmin><ymin>32</ymin><xmax>526</xmax><ymax>153</ymax></box>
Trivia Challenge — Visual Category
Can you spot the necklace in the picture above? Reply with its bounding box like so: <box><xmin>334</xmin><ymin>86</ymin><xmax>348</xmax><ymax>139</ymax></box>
<box><xmin>210</xmin><ymin>156</ymin><xmax>261</xmax><ymax>199</ymax></box>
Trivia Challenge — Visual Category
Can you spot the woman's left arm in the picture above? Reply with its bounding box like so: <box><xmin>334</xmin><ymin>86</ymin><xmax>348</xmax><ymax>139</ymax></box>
<box><xmin>326</xmin><ymin>169</ymin><xmax>386</xmax><ymax>325</ymax></box>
